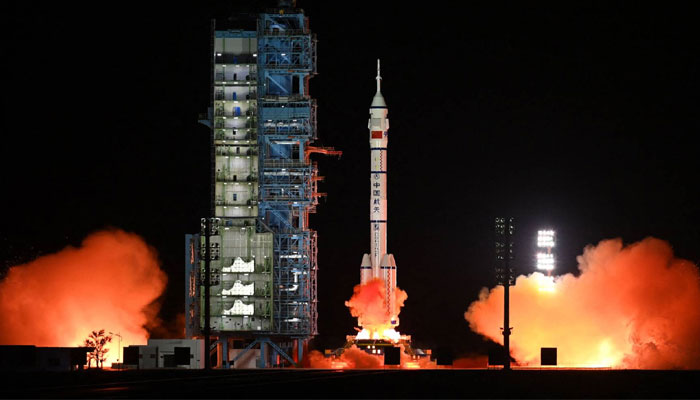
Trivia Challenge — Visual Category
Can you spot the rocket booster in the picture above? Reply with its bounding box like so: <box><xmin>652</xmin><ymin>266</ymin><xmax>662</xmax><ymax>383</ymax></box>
<box><xmin>360</xmin><ymin>59</ymin><xmax>398</xmax><ymax>327</ymax></box>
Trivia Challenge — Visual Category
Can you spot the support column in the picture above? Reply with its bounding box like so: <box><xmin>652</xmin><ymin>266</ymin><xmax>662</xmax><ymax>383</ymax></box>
<box><xmin>503</xmin><ymin>276</ymin><xmax>511</xmax><ymax>370</ymax></box>
<box><xmin>204</xmin><ymin>219</ymin><xmax>211</xmax><ymax>370</ymax></box>
<box><xmin>297</xmin><ymin>339</ymin><xmax>303</xmax><ymax>365</ymax></box>
<box><xmin>260</xmin><ymin>341</ymin><xmax>267</xmax><ymax>368</ymax></box>
<box><xmin>222</xmin><ymin>338</ymin><xmax>229</xmax><ymax>369</ymax></box>
<box><xmin>503</xmin><ymin>219</ymin><xmax>512</xmax><ymax>371</ymax></box>
<box><xmin>495</xmin><ymin>217</ymin><xmax>514</xmax><ymax>371</ymax></box>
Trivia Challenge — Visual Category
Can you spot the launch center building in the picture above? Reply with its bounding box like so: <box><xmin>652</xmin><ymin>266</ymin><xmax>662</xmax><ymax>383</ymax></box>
<box><xmin>185</xmin><ymin>4</ymin><xmax>335</xmax><ymax>368</ymax></box>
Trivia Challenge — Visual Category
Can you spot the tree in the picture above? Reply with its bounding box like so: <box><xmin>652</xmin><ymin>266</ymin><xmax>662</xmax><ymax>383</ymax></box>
<box><xmin>83</xmin><ymin>329</ymin><xmax>113</xmax><ymax>369</ymax></box>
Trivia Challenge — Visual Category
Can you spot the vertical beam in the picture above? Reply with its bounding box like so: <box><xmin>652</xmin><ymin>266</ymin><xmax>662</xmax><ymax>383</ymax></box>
<box><xmin>185</xmin><ymin>234</ymin><xmax>194</xmax><ymax>339</ymax></box>
<box><xmin>495</xmin><ymin>217</ymin><xmax>514</xmax><ymax>370</ymax></box>
<box><xmin>204</xmin><ymin>18</ymin><xmax>215</xmax><ymax>372</ymax></box>
<box><xmin>222</xmin><ymin>337</ymin><xmax>229</xmax><ymax>369</ymax></box>
<box><xmin>503</xmin><ymin>266</ymin><xmax>511</xmax><ymax>370</ymax></box>
<box><xmin>297</xmin><ymin>338</ymin><xmax>303</xmax><ymax>364</ymax></box>
<box><xmin>503</xmin><ymin>218</ymin><xmax>513</xmax><ymax>370</ymax></box>
<box><xmin>204</xmin><ymin>218</ymin><xmax>211</xmax><ymax>370</ymax></box>
<box><xmin>260</xmin><ymin>341</ymin><xmax>267</xmax><ymax>368</ymax></box>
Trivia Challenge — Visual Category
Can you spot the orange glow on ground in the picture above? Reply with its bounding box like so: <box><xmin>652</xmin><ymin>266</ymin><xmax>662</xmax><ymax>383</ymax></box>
<box><xmin>465</xmin><ymin>237</ymin><xmax>700</xmax><ymax>369</ymax></box>
<box><xmin>308</xmin><ymin>345</ymin><xmax>436</xmax><ymax>369</ymax></box>
<box><xmin>330</xmin><ymin>361</ymin><xmax>349</xmax><ymax>369</ymax></box>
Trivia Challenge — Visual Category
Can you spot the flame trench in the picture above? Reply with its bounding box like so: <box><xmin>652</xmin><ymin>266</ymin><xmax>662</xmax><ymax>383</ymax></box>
<box><xmin>465</xmin><ymin>237</ymin><xmax>700</xmax><ymax>369</ymax></box>
<box><xmin>0</xmin><ymin>230</ymin><xmax>169</xmax><ymax>365</ymax></box>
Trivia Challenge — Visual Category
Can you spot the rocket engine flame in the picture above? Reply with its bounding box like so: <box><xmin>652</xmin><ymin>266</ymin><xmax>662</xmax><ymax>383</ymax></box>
<box><xmin>0</xmin><ymin>229</ymin><xmax>168</xmax><ymax>366</ymax></box>
<box><xmin>465</xmin><ymin>237</ymin><xmax>700</xmax><ymax>369</ymax></box>
<box><xmin>345</xmin><ymin>278</ymin><xmax>407</xmax><ymax>341</ymax></box>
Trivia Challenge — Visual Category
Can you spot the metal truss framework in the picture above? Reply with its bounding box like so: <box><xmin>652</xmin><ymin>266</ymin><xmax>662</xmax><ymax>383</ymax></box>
<box><xmin>190</xmin><ymin>7</ymin><xmax>340</xmax><ymax>368</ymax></box>
<box><xmin>257</xmin><ymin>11</ymin><xmax>319</xmax><ymax>340</ymax></box>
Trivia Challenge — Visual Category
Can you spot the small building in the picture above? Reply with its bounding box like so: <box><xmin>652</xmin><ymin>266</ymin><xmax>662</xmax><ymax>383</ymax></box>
<box><xmin>0</xmin><ymin>345</ymin><xmax>92</xmax><ymax>371</ymax></box>
<box><xmin>123</xmin><ymin>339</ymin><xmax>204</xmax><ymax>369</ymax></box>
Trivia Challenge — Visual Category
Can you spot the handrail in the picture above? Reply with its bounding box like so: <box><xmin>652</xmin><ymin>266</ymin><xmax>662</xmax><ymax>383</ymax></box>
<box><xmin>262</xmin><ymin>159</ymin><xmax>310</xmax><ymax>169</ymax></box>
<box><xmin>260</xmin><ymin>29</ymin><xmax>309</xmax><ymax>36</ymax></box>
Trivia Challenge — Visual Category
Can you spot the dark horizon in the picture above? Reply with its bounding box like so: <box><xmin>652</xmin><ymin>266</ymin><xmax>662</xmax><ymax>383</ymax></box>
<box><xmin>3</xmin><ymin>1</ymin><xmax>699</xmax><ymax>356</ymax></box>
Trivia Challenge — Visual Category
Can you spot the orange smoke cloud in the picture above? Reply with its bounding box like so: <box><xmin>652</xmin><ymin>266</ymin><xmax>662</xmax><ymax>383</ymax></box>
<box><xmin>307</xmin><ymin>344</ymin><xmax>435</xmax><ymax>369</ymax></box>
<box><xmin>344</xmin><ymin>278</ymin><xmax>407</xmax><ymax>333</ymax></box>
<box><xmin>308</xmin><ymin>345</ymin><xmax>383</xmax><ymax>369</ymax></box>
<box><xmin>0</xmin><ymin>229</ymin><xmax>167</xmax><ymax>365</ymax></box>
<box><xmin>465</xmin><ymin>237</ymin><xmax>700</xmax><ymax>369</ymax></box>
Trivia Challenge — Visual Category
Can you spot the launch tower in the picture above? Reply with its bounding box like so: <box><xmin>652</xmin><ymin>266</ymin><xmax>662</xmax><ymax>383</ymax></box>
<box><xmin>185</xmin><ymin>3</ymin><xmax>339</xmax><ymax>368</ymax></box>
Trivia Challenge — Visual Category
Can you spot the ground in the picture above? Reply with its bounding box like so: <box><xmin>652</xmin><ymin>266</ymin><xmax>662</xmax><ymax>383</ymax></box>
<box><xmin>3</xmin><ymin>368</ymin><xmax>699</xmax><ymax>398</ymax></box>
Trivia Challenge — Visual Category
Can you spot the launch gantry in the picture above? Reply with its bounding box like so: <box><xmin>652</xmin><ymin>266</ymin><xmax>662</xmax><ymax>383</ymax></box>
<box><xmin>186</xmin><ymin>3</ymin><xmax>339</xmax><ymax>368</ymax></box>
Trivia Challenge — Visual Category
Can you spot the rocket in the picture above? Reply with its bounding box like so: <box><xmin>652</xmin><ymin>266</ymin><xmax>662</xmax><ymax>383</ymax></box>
<box><xmin>360</xmin><ymin>59</ymin><xmax>399</xmax><ymax>327</ymax></box>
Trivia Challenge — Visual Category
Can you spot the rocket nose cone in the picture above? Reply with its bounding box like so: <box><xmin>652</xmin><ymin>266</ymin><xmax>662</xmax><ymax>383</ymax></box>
<box><xmin>361</xmin><ymin>253</ymin><xmax>371</xmax><ymax>267</ymax></box>
<box><xmin>380</xmin><ymin>254</ymin><xmax>391</xmax><ymax>266</ymax></box>
<box><xmin>371</xmin><ymin>93</ymin><xmax>387</xmax><ymax>108</ymax></box>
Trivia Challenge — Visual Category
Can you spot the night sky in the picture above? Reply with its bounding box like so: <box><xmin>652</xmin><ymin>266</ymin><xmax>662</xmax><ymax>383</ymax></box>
<box><xmin>3</xmin><ymin>2</ymin><xmax>699</xmax><ymax>356</ymax></box>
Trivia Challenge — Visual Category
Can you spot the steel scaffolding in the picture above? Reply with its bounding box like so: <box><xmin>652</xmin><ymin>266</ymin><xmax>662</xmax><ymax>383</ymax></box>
<box><xmin>188</xmin><ymin>4</ymin><xmax>337</xmax><ymax>368</ymax></box>
<box><xmin>257</xmin><ymin>10</ymin><xmax>319</xmax><ymax>338</ymax></box>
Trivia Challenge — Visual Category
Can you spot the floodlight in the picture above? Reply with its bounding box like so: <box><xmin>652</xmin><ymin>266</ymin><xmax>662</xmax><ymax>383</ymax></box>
<box><xmin>537</xmin><ymin>229</ymin><xmax>555</xmax><ymax>248</ymax></box>
<box><xmin>536</xmin><ymin>252</ymin><xmax>555</xmax><ymax>270</ymax></box>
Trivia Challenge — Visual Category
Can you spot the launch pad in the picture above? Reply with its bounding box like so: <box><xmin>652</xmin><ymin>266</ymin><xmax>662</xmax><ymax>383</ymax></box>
<box><xmin>343</xmin><ymin>334</ymin><xmax>414</xmax><ymax>356</ymax></box>
<box><xmin>318</xmin><ymin>333</ymin><xmax>431</xmax><ymax>369</ymax></box>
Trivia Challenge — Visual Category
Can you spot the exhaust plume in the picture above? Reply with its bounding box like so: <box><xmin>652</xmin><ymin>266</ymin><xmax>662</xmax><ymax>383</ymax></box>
<box><xmin>345</xmin><ymin>278</ymin><xmax>407</xmax><ymax>338</ymax></box>
<box><xmin>307</xmin><ymin>344</ymin><xmax>434</xmax><ymax>369</ymax></box>
<box><xmin>0</xmin><ymin>229</ymin><xmax>168</xmax><ymax>365</ymax></box>
<box><xmin>465</xmin><ymin>237</ymin><xmax>700</xmax><ymax>368</ymax></box>
<box><xmin>308</xmin><ymin>345</ymin><xmax>383</xmax><ymax>369</ymax></box>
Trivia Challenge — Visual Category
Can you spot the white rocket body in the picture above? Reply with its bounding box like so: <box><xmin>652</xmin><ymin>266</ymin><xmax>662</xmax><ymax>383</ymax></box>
<box><xmin>360</xmin><ymin>59</ymin><xmax>398</xmax><ymax>327</ymax></box>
